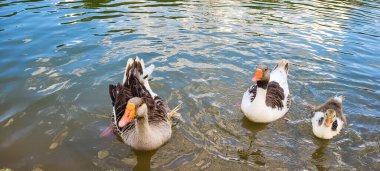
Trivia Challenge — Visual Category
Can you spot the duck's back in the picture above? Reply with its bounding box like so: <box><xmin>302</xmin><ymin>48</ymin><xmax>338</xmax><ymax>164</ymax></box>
<box><xmin>109</xmin><ymin>59</ymin><xmax>168</xmax><ymax>135</ymax></box>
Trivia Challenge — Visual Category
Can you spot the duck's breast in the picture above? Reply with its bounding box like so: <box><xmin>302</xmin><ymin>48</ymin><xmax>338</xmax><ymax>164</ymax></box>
<box><xmin>242</xmin><ymin>90</ymin><xmax>285</xmax><ymax>122</ymax></box>
<box><xmin>124</xmin><ymin>121</ymin><xmax>171</xmax><ymax>151</ymax></box>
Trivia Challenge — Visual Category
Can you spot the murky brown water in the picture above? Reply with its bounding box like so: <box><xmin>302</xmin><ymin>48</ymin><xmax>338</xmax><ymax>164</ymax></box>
<box><xmin>1</xmin><ymin>0</ymin><xmax>379</xmax><ymax>170</ymax></box>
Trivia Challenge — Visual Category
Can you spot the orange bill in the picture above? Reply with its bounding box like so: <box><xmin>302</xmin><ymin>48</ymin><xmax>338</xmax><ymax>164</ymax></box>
<box><xmin>118</xmin><ymin>103</ymin><xmax>136</xmax><ymax>127</ymax></box>
<box><xmin>251</xmin><ymin>68</ymin><xmax>263</xmax><ymax>82</ymax></box>
<box><xmin>325</xmin><ymin>118</ymin><xmax>332</xmax><ymax>127</ymax></box>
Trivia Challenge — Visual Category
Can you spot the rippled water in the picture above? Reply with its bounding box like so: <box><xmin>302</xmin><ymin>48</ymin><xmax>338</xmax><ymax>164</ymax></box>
<box><xmin>1</xmin><ymin>0</ymin><xmax>380</xmax><ymax>170</ymax></box>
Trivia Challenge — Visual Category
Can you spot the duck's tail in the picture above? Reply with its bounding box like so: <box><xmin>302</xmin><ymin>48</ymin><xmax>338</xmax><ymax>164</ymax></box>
<box><xmin>122</xmin><ymin>57</ymin><xmax>157</xmax><ymax>97</ymax></box>
<box><xmin>333</xmin><ymin>95</ymin><xmax>343</xmax><ymax>104</ymax></box>
<box><xmin>273</xmin><ymin>59</ymin><xmax>289</xmax><ymax>75</ymax></box>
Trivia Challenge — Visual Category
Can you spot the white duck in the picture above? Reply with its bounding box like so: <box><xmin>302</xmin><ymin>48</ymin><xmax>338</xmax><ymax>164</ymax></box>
<box><xmin>108</xmin><ymin>57</ymin><xmax>179</xmax><ymax>151</ymax></box>
<box><xmin>311</xmin><ymin>96</ymin><xmax>346</xmax><ymax>139</ymax></box>
<box><xmin>241</xmin><ymin>59</ymin><xmax>291</xmax><ymax>123</ymax></box>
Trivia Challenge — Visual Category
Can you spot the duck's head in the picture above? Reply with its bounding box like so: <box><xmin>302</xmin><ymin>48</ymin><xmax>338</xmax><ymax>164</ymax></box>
<box><xmin>118</xmin><ymin>97</ymin><xmax>147</xmax><ymax>127</ymax></box>
<box><xmin>324</xmin><ymin>109</ymin><xmax>336</xmax><ymax>127</ymax></box>
<box><xmin>252</xmin><ymin>65</ymin><xmax>270</xmax><ymax>82</ymax></box>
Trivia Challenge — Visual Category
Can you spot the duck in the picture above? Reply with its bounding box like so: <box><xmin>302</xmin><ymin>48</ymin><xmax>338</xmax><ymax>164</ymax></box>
<box><xmin>241</xmin><ymin>59</ymin><xmax>291</xmax><ymax>123</ymax></box>
<box><xmin>108</xmin><ymin>57</ymin><xmax>179</xmax><ymax>151</ymax></box>
<box><xmin>311</xmin><ymin>96</ymin><xmax>347</xmax><ymax>139</ymax></box>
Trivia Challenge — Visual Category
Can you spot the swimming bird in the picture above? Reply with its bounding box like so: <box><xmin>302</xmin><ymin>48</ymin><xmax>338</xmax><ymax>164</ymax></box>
<box><xmin>108</xmin><ymin>57</ymin><xmax>179</xmax><ymax>151</ymax></box>
<box><xmin>241</xmin><ymin>59</ymin><xmax>291</xmax><ymax>123</ymax></box>
<box><xmin>311</xmin><ymin>96</ymin><xmax>346</xmax><ymax>139</ymax></box>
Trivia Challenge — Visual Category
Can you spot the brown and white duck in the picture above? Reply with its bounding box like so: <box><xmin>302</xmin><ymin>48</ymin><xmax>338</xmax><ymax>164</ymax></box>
<box><xmin>241</xmin><ymin>59</ymin><xmax>291</xmax><ymax>123</ymax></box>
<box><xmin>311</xmin><ymin>96</ymin><xmax>347</xmax><ymax>139</ymax></box>
<box><xmin>108</xmin><ymin>57</ymin><xmax>179</xmax><ymax>151</ymax></box>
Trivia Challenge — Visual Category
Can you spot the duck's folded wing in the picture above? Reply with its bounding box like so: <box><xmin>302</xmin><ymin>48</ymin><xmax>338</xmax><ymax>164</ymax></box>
<box><xmin>265</xmin><ymin>81</ymin><xmax>285</xmax><ymax>110</ymax></box>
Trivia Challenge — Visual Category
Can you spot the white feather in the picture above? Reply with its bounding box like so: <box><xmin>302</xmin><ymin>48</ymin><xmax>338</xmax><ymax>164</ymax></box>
<box><xmin>123</xmin><ymin>58</ymin><xmax>134</xmax><ymax>85</ymax></box>
<box><xmin>144</xmin><ymin>64</ymin><xmax>155</xmax><ymax>79</ymax></box>
<box><xmin>334</xmin><ymin>95</ymin><xmax>343</xmax><ymax>103</ymax></box>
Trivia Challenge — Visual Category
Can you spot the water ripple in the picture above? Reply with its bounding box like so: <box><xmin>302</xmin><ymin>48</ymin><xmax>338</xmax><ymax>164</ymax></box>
<box><xmin>0</xmin><ymin>0</ymin><xmax>380</xmax><ymax>170</ymax></box>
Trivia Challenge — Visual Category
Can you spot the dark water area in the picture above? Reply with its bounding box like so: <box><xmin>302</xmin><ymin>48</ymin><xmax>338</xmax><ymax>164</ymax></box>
<box><xmin>0</xmin><ymin>0</ymin><xmax>379</xmax><ymax>170</ymax></box>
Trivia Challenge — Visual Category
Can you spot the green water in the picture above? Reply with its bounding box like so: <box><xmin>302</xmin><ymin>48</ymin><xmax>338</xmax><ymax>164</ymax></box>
<box><xmin>0</xmin><ymin>0</ymin><xmax>379</xmax><ymax>170</ymax></box>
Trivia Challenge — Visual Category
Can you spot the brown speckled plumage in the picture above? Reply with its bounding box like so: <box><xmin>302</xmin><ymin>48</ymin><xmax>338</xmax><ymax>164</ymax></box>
<box><xmin>109</xmin><ymin>60</ymin><xmax>168</xmax><ymax>136</ymax></box>
<box><xmin>248</xmin><ymin>81</ymin><xmax>287</xmax><ymax>110</ymax></box>
<box><xmin>265</xmin><ymin>81</ymin><xmax>285</xmax><ymax>110</ymax></box>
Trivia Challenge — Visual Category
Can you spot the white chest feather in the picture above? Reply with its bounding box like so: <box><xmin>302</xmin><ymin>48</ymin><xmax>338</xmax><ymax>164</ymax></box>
<box><xmin>124</xmin><ymin>121</ymin><xmax>171</xmax><ymax>151</ymax></box>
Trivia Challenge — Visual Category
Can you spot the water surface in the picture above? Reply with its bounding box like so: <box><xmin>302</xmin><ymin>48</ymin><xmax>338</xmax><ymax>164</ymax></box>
<box><xmin>0</xmin><ymin>0</ymin><xmax>379</xmax><ymax>170</ymax></box>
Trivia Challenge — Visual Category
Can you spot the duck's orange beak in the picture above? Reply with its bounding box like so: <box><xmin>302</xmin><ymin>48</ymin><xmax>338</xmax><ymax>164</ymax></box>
<box><xmin>325</xmin><ymin>117</ymin><xmax>332</xmax><ymax>127</ymax></box>
<box><xmin>118</xmin><ymin>103</ymin><xmax>136</xmax><ymax>128</ymax></box>
<box><xmin>252</xmin><ymin>68</ymin><xmax>263</xmax><ymax>82</ymax></box>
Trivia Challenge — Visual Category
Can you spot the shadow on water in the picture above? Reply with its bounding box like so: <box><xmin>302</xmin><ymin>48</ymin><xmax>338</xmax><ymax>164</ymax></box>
<box><xmin>241</xmin><ymin>116</ymin><xmax>268</xmax><ymax>140</ymax></box>
<box><xmin>311</xmin><ymin>139</ymin><xmax>330</xmax><ymax>170</ymax></box>
<box><xmin>78</xmin><ymin>0</ymin><xmax>113</xmax><ymax>9</ymax></box>
<box><xmin>105</xmin><ymin>128</ymin><xmax>157</xmax><ymax>170</ymax></box>
<box><xmin>238</xmin><ymin>117</ymin><xmax>268</xmax><ymax>165</ymax></box>
<box><xmin>133</xmin><ymin>149</ymin><xmax>158</xmax><ymax>171</ymax></box>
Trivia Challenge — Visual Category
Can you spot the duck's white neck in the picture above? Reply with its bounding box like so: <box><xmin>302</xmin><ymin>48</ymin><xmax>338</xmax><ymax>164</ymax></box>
<box><xmin>256</xmin><ymin>87</ymin><xmax>267</xmax><ymax>100</ymax></box>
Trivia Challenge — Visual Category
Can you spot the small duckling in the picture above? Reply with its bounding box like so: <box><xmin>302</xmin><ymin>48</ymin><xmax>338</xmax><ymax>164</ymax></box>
<box><xmin>311</xmin><ymin>96</ymin><xmax>347</xmax><ymax>139</ymax></box>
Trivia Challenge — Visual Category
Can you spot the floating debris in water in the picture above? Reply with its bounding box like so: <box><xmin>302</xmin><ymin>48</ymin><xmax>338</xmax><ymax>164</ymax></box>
<box><xmin>200</xmin><ymin>161</ymin><xmax>211</xmax><ymax>170</ymax></box>
<box><xmin>31</xmin><ymin>167</ymin><xmax>43</xmax><ymax>171</ymax></box>
<box><xmin>97</xmin><ymin>150</ymin><xmax>109</xmax><ymax>159</ymax></box>
<box><xmin>195</xmin><ymin>160</ymin><xmax>204</xmax><ymax>167</ymax></box>
<box><xmin>23</xmin><ymin>38</ymin><xmax>32</xmax><ymax>43</ymax></box>
<box><xmin>121</xmin><ymin>157</ymin><xmax>137</xmax><ymax>166</ymax></box>
<box><xmin>0</xmin><ymin>168</ymin><xmax>13</xmax><ymax>171</ymax></box>
<box><xmin>49</xmin><ymin>127</ymin><xmax>69</xmax><ymax>150</ymax></box>
<box><xmin>3</xmin><ymin>118</ymin><xmax>14</xmax><ymax>128</ymax></box>
<box><xmin>49</xmin><ymin>142</ymin><xmax>58</xmax><ymax>150</ymax></box>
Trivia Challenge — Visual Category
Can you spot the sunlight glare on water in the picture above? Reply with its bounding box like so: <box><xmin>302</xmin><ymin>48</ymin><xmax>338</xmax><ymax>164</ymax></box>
<box><xmin>0</xmin><ymin>0</ymin><xmax>379</xmax><ymax>170</ymax></box>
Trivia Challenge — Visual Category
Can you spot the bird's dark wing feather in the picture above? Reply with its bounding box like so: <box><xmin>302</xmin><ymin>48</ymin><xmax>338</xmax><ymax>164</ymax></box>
<box><xmin>265</xmin><ymin>81</ymin><xmax>285</xmax><ymax>110</ymax></box>
<box><xmin>109</xmin><ymin>59</ymin><xmax>168</xmax><ymax>134</ymax></box>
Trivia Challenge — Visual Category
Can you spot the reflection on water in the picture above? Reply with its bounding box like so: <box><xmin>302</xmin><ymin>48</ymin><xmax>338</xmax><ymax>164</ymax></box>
<box><xmin>238</xmin><ymin>117</ymin><xmax>268</xmax><ymax>165</ymax></box>
<box><xmin>311</xmin><ymin>140</ymin><xmax>330</xmax><ymax>170</ymax></box>
<box><xmin>1</xmin><ymin>0</ymin><xmax>380</xmax><ymax>170</ymax></box>
<box><xmin>134</xmin><ymin>150</ymin><xmax>157</xmax><ymax>171</ymax></box>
